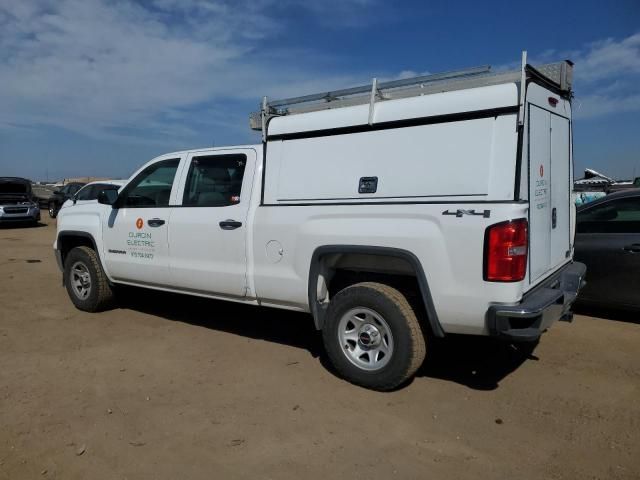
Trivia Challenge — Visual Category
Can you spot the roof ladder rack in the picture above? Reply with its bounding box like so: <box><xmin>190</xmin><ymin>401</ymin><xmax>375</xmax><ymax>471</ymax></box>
<box><xmin>250</xmin><ymin>53</ymin><xmax>573</xmax><ymax>132</ymax></box>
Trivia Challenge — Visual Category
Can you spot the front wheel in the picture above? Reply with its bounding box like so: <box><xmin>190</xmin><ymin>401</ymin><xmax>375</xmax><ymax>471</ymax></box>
<box><xmin>322</xmin><ymin>282</ymin><xmax>426</xmax><ymax>391</ymax></box>
<box><xmin>48</xmin><ymin>202</ymin><xmax>58</xmax><ymax>218</ymax></box>
<box><xmin>64</xmin><ymin>246</ymin><xmax>114</xmax><ymax>312</ymax></box>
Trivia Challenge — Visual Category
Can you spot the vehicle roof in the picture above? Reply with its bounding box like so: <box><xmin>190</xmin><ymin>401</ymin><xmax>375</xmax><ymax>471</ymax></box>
<box><xmin>84</xmin><ymin>179</ymin><xmax>126</xmax><ymax>187</ymax></box>
<box><xmin>161</xmin><ymin>144</ymin><xmax>261</xmax><ymax>158</ymax></box>
<box><xmin>577</xmin><ymin>188</ymin><xmax>640</xmax><ymax>211</ymax></box>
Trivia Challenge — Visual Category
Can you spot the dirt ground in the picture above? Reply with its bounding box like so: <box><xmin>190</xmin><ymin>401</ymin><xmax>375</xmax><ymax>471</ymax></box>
<box><xmin>1</xmin><ymin>217</ymin><xmax>639</xmax><ymax>480</ymax></box>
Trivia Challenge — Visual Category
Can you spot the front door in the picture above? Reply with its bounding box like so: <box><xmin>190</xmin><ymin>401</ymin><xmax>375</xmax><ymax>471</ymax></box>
<box><xmin>574</xmin><ymin>195</ymin><xmax>640</xmax><ymax>307</ymax></box>
<box><xmin>102</xmin><ymin>157</ymin><xmax>182</xmax><ymax>285</ymax></box>
<box><xmin>169</xmin><ymin>149</ymin><xmax>256</xmax><ymax>297</ymax></box>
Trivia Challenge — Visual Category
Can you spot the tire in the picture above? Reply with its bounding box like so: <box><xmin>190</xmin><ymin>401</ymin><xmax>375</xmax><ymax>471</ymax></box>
<box><xmin>64</xmin><ymin>246</ymin><xmax>114</xmax><ymax>312</ymax></box>
<box><xmin>48</xmin><ymin>202</ymin><xmax>57</xmax><ymax>219</ymax></box>
<box><xmin>322</xmin><ymin>282</ymin><xmax>426</xmax><ymax>391</ymax></box>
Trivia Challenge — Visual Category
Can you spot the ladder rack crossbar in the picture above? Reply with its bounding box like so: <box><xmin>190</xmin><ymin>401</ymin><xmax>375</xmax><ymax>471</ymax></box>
<box><xmin>268</xmin><ymin>65</ymin><xmax>491</xmax><ymax>109</ymax></box>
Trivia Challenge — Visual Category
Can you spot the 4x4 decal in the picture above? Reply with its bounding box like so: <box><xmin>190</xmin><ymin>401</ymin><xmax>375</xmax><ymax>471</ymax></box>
<box><xmin>442</xmin><ymin>209</ymin><xmax>491</xmax><ymax>218</ymax></box>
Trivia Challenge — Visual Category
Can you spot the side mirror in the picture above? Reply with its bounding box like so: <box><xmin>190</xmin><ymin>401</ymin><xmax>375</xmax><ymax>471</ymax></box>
<box><xmin>53</xmin><ymin>189</ymin><xmax>61</xmax><ymax>195</ymax></box>
<box><xmin>98</xmin><ymin>189</ymin><xmax>119</xmax><ymax>208</ymax></box>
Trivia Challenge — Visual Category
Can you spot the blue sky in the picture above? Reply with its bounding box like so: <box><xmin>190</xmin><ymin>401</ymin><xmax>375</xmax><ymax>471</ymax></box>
<box><xmin>0</xmin><ymin>0</ymin><xmax>639</xmax><ymax>181</ymax></box>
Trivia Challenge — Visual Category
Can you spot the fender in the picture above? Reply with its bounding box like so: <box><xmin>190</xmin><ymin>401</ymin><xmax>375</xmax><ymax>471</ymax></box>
<box><xmin>56</xmin><ymin>230</ymin><xmax>112</xmax><ymax>284</ymax></box>
<box><xmin>307</xmin><ymin>245</ymin><xmax>445</xmax><ymax>337</ymax></box>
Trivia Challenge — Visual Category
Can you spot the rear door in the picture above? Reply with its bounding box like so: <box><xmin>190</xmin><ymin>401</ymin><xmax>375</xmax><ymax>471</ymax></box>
<box><xmin>168</xmin><ymin>149</ymin><xmax>256</xmax><ymax>297</ymax></box>
<box><xmin>528</xmin><ymin>104</ymin><xmax>572</xmax><ymax>283</ymax></box>
<box><xmin>550</xmin><ymin>114</ymin><xmax>571</xmax><ymax>266</ymax></box>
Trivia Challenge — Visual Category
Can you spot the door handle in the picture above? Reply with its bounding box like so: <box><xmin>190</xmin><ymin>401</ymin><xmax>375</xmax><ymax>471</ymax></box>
<box><xmin>552</xmin><ymin>207</ymin><xmax>557</xmax><ymax>229</ymax></box>
<box><xmin>623</xmin><ymin>244</ymin><xmax>640</xmax><ymax>253</ymax></box>
<box><xmin>147</xmin><ymin>218</ymin><xmax>165</xmax><ymax>227</ymax></box>
<box><xmin>219</xmin><ymin>219</ymin><xmax>242</xmax><ymax>230</ymax></box>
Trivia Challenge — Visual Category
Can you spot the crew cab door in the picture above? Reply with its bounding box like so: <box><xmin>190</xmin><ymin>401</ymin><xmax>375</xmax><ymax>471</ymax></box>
<box><xmin>168</xmin><ymin>149</ymin><xmax>256</xmax><ymax>297</ymax></box>
<box><xmin>528</xmin><ymin>103</ymin><xmax>572</xmax><ymax>283</ymax></box>
<box><xmin>102</xmin><ymin>157</ymin><xmax>182</xmax><ymax>285</ymax></box>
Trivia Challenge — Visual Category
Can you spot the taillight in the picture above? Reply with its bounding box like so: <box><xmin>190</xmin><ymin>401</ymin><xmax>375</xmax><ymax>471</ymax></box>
<box><xmin>484</xmin><ymin>219</ymin><xmax>528</xmax><ymax>282</ymax></box>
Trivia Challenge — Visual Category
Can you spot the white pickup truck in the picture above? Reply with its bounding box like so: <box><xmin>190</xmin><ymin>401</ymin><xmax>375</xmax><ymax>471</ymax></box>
<box><xmin>55</xmin><ymin>54</ymin><xmax>586</xmax><ymax>390</ymax></box>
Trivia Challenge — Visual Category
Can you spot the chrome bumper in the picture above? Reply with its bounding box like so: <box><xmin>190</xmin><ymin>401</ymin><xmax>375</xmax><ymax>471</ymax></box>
<box><xmin>487</xmin><ymin>262</ymin><xmax>587</xmax><ymax>342</ymax></box>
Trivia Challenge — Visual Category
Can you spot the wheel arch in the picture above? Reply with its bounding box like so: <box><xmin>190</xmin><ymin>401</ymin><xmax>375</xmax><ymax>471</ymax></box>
<box><xmin>307</xmin><ymin>245</ymin><xmax>444</xmax><ymax>337</ymax></box>
<box><xmin>57</xmin><ymin>231</ymin><xmax>111</xmax><ymax>283</ymax></box>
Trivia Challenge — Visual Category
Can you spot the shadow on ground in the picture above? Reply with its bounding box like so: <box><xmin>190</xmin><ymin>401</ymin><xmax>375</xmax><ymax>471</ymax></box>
<box><xmin>116</xmin><ymin>286</ymin><xmax>324</xmax><ymax>358</ymax></box>
<box><xmin>416</xmin><ymin>335</ymin><xmax>537</xmax><ymax>391</ymax></box>
<box><xmin>0</xmin><ymin>221</ymin><xmax>47</xmax><ymax>229</ymax></box>
<box><xmin>573</xmin><ymin>302</ymin><xmax>640</xmax><ymax>324</ymax></box>
<box><xmin>117</xmin><ymin>287</ymin><xmax>538</xmax><ymax>391</ymax></box>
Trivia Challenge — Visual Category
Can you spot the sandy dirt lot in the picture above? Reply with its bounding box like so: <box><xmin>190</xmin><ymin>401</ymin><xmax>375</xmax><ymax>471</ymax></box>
<box><xmin>1</xmin><ymin>218</ymin><xmax>639</xmax><ymax>480</ymax></box>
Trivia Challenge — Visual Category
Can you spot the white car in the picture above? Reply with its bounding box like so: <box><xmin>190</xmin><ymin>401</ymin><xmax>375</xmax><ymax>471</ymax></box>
<box><xmin>59</xmin><ymin>180</ymin><xmax>126</xmax><ymax>211</ymax></box>
<box><xmin>54</xmin><ymin>55</ymin><xmax>585</xmax><ymax>390</ymax></box>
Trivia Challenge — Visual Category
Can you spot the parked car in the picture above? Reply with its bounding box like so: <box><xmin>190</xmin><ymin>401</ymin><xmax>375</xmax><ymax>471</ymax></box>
<box><xmin>48</xmin><ymin>182</ymin><xmax>86</xmax><ymax>218</ymax></box>
<box><xmin>574</xmin><ymin>189</ymin><xmax>640</xmax><ymax>309</ymax></box>
<box><xmin>58</xmin><ymin>180</ymin><xmax>126</xmax><ymax>212</ymax></box>
<box><xmin>0</xmin><ymin>177</ymin><xmax>41</xmax><ymax>226</ymax></box>
<box><xmin>54</xmin><ymin>56</ymin><xmax>585</xmax><ymax>390</ymax></box>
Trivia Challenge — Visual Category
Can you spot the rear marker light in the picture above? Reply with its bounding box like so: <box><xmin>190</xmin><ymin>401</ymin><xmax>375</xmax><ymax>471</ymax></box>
<box><xmin>484</xmin><ymin>219</ymin><xmax>528</xmax><ymax>282</ymax></box>
<box><xmin>548</xmin><ymin>97</ymin><xmax>559</xmax><ymax>107</ymax></box>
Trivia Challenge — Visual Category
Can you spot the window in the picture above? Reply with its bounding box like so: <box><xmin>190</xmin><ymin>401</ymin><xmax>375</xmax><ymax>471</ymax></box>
<box><xmin>92</xmin><ymin>184</ymin><xmax>120</xmax><ymax>200</ymax></box>
<box><xmin>577</xmin><ymin>196</ymin><xmax>640</xmax><ymax>234</ymax></box>
<box><xmin>76</xmin><ymin>183</ymin><xmax>120</xmax><ymax>201</ymax></box>
<box><xmin>68</xmin><ymin>184</ymin><xmax>83</xmax><ymax>195</ymax></box>
<box><xmin>120</xmin><ymin>159</ymin><xmax>180</xmax><ymax>208</ymax></box>
<box><xmin>75</xmin><ymin>185</ymin><xmax>94</xmax><ymax>201</ymax></box>
<box><xmin>182</xmin><ymin>154</ymin><xmax>246</xmax><ymax>207</ymax></box>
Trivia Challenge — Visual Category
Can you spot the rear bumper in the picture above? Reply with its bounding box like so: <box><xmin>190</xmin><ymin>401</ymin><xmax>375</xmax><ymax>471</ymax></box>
<box><xmin>487</xmin><ymin>262</ymin><xmax>587</xmax><ymax>342</ymax></box>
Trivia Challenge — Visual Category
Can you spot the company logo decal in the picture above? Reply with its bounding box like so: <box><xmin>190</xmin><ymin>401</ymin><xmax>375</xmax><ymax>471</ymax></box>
<box><xmin>136</xmin><ymin>218</ymin><xmax>144</xmax><ymax>229</ymax></box>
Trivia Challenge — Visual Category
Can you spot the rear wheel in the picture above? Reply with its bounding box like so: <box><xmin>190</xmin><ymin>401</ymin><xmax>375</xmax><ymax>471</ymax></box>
<box><xmin>322</xmin><ymin>282</ymin><xmax>426</xmax><ymax>391</ymax></box>
<box><xmin>64</xmin><ymin>246</ymin><xmax>114</xmax><ymax>312</ymax></box>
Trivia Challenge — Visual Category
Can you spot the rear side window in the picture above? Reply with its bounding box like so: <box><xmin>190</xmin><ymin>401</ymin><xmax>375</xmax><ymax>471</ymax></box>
<box><xmin>182</xmin><ymin>154</ymin><xmax>246</xmax><ymax>207</ymax></box>
<box><xmin>121</xmin><ymin>159</ymin><xmax>180</xmax><ymax>208</ymax></box>
<box><xmin>577</xmin><ymin>197</ymin><xmax>640</xmax><ymax>234</ymax></box>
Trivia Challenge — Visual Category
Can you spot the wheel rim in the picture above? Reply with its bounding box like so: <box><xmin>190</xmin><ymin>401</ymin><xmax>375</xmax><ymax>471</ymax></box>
<box><xmin>337</xmin><ymin>307</ymin><xmax>394</xmax><ymax>371</ymax></box>
<box><xmin>70</xmin><ymin>261</ymin><xmax>92</xmax><ymax>300</ymax></box>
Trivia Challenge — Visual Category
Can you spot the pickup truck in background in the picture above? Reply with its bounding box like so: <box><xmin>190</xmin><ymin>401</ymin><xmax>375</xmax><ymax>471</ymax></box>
<box><xmin>54</xmin><ymin>54</ymin><xmax>586</xmax><ymax>390</ymax></box>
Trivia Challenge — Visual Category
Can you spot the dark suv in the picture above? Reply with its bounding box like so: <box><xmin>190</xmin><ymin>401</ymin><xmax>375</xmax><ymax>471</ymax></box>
<box><xmin>48</xmin><ymin>182</ymin><xmax>85</xmax><ymax>218</ymax></box>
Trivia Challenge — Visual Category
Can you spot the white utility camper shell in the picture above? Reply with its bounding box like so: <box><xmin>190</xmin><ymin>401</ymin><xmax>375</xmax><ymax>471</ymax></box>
<box><xmin>252</xmin><ymin>54</ymin><xmax>575</xmax><ymax>290</ymax></box>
